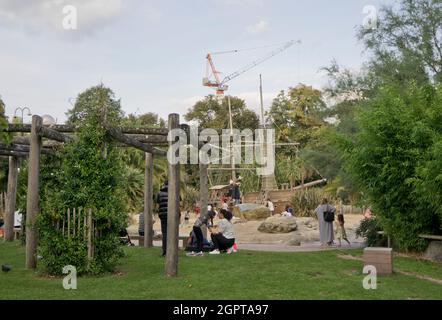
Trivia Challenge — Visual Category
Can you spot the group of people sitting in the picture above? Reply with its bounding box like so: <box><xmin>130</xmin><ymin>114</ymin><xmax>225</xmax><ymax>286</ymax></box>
<box><xmin>186</xmin><ymin>206</ymin><xmax>237</xmax><ymax>256</ymax></box>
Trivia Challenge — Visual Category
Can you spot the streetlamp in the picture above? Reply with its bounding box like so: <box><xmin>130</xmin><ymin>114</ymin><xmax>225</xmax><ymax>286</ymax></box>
<box><xmin>13</xmin><ymin>107</ymin><xmax>32</xmax><ymax>124</ymax></box>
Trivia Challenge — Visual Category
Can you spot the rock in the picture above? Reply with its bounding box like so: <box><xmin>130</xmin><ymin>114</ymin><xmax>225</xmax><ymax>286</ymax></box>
<box><xmin>424</xmin><ymin>241</ymin><xmax>442</xmax><ymax>263</ymax></box>
<box><xmin>258</xmin><ymin>216</ymin><xmax>298</xmax><ymax>234</ymax></box>
<box><xmin>287</xmin><ymin>239</ymin><xmax>301</xmax><ymax>246</ymax></box>
<box><xmin>232</xmin><ymin>203</ymin><xmax>270</xmax><ymax>221</ymax></box>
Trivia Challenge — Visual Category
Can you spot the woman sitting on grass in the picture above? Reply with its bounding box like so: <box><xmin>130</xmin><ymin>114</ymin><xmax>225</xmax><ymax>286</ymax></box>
<box><xmin>209</xmin><ymin>209</ymin><xmax>236</xmax><ymax>255</ymax></box>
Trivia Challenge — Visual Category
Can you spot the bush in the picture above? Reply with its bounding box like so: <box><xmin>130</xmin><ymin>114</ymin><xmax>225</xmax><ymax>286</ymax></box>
<box><xmin>355</xmin><ymin>217</ymin><xmax>385</xmax><ymax>247</ymax></box>
<box><xmin>343</xmin><ymin>83</ymin><xmax>442</xmax><ymax>251</ymax></box>
<box><xmin>290</xmin><ymin>188</ymin><xmax>331</xmax><ymax>217</ymax></box>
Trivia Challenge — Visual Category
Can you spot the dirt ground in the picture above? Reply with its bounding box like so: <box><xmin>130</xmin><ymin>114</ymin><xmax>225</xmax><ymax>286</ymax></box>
<box><xmin>127</xmin><ymin>212</ymin><xmax>365</xmax><ymax>246</ymax></box>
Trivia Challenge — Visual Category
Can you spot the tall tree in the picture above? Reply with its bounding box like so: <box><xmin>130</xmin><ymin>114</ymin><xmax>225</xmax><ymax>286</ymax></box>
<box><xmin>359</xmin><ymin>0</ymin><xmax>442</xmax><ymax>82</ymax></box>
<box><xmin>185</xmin><ymin>95</ymin><xmax>259</xmax><ymax>131</ymax></box>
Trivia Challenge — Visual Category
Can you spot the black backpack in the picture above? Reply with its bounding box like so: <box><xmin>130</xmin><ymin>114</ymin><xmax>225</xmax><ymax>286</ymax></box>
<box><xmin>323</xmin><ymin>205</ymin><xmax>335</xmax><ymax>222</ymax></box>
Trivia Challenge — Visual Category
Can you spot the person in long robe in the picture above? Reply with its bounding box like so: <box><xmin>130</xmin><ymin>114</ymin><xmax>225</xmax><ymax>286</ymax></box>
<box><xmin>315</xmin><ymin>198</ymin><xmax>335</xmax><ymax>246</ymax></box>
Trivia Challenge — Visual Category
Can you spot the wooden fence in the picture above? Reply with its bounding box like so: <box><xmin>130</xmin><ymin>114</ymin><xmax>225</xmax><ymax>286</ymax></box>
<box><xmin>54</xmin><ymin>208</ymin><xmax>98</xmax><ymax>265</ymax></box>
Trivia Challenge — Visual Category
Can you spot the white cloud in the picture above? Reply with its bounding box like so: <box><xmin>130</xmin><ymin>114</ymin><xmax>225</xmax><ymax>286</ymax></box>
<box><xmin>245</xmin><ymin>20</ymin><xmax>269</xmax><ymax>35</ymax></box>
<box><xmin>0</xmin><ymin>0</ymin><xmax>123</xmax><ymax>36</ymax></box>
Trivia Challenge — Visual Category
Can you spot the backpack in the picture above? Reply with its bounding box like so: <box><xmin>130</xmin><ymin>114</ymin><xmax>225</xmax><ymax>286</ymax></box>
<box><xmin>323</xmin><ymin>205</ymin><xmax>335</xmax><ymax>222</ymax></box>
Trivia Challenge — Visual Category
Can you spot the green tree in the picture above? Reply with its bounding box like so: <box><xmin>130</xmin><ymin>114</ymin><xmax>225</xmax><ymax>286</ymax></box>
<box><xmin>359</xmin><ymin>0</ymin><xmax>442</xmax><ymax>82</ymax></box>
<box><xmin>38</xmin><ymin>84</ymin><xmax>127</xmax><ymax>275</ymax></box>
<box><xmin>185</xmin><ymin>95</ymin><xmax>259</xmax><ymax>131</ymax></box>
<box><xmin>343</xmin><ymin>83</ymin><xmax>442</xmax><ymax>251</ymax></box>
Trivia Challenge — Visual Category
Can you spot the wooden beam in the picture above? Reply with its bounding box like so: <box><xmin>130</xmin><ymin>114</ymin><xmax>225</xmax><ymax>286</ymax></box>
<box><xmin>165</xmin><ymin>114</ymin><xmax>180</xmax><ymax>277</ymax></box>
<box><xmin>38</xmin><ymin>126</ymin><xmax>72</xmax><ymax>143</ymax></box>
<box><xmin>144</xmin><ymin>152</ymin><xmax>154</xmax><ymax>248</ymax></box>
<box><xmin>4</xmin><ymin>156</ymin><xmax>18</xmax><ymax>241</ymax></box>
<box><xmin>6</xmin><ymin>123</ymin><xmax>168</xmax><ymax>135</ymax></box>
<box><xmin>13</xmin><ymin>136</ymin><xmax>62</xmax><ymax>148</ymax></box>
<box><xmin>26</xmin><ymin>115</ymin><xmax>43</xmax><ymax>269</ymax></box>
<box><xmin>0</xmin><ymin>143</ymin><xmax>53</xmax><ymax>155</ymax></box>
<box><xmin>127</xmin><ymin>134</ymin><xmax>168</xmax><ymax>144</ymax></box>
<box><xmin>107</xmin><ymin>127</ymin><xmax>154</xmax><ymax>153</ymax></box>
<box><xmin>0</xmin><ymin>150</ymin><xmax>28</xmax><ymax>157</ymax></box>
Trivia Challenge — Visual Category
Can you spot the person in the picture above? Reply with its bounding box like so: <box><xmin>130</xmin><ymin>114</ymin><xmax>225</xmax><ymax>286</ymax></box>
<box><xmin>187</xmin><ymin>207</ymin><xmax>216</xmax><ymax>257</ymax></box>
<box><xmin>314</xmin><ymin>198</ymin><xmax>335</xmax><ymax>246</ymax></box>
<box><xmin>281</xmin><ymin>204</ymin><xmax>292</xmax><ymax>217</ymax></box>
<box><xmin>233</xmin><ymin>181</ymin><xmax>241</xmax><ymax>205</ymax></box>
<box><xmin>209</xmin><ymin>209</ymin><xmax>236</xmax><ymax>254</ymax></box>
<box><xmin>138</xmin><ymin>212</ymin><xmax>145</xmax><ymax>236</ymax></box>
<box><xmin>335</xmin><ymin>214</ymin><xmax>351</xmax><ymax>247</ymax></box>
<box><xmin>266</xmin><ymin>199</ymin><xmax>275</xmax><ymax>216</ymax></box>
<box><xmin>184</xmin><ymin>211</ymin><xmax>190</xmax><ymax>225</ymax></box>
<box><xmin>156</xmin><ymin>180</ymin><xmax>169</xmax><ymax>257</ymax></box>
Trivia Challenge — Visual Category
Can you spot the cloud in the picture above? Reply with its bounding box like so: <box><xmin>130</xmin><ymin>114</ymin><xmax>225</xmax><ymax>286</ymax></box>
<box><xmin>0</xmin><ymin>0</ymin><xmax>123</xmax><ymax>36</ymax></box>
<box><xmin>245</xmin><ymin>20</ymin><xmax>269</xmax><ymax>35</ymax></box>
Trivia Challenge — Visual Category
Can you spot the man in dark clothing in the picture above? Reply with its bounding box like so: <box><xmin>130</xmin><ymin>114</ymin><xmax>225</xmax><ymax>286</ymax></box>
<box><xmin>156</xmin><ymin>181</ymin><xmax>169</xmax><ymax>257</ymax></box>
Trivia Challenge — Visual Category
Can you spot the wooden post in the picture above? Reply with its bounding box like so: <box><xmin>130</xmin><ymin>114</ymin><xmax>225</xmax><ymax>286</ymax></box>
<box><xmin>144</xmin><ymin>152</ymin><xmax>154</xmax><ymax>248</ymax></box>
<box><xmin>199</xmin><ymin>159</ymin><xmax>209</xmax><ymax>239</ymax></box>
<box><xmin>4</xmin><ymin>156</ymin><xmax>18</xmax><ymax>241</ymax></box>
<box><xmin>87</xmin><ymin>208</ymin><xmax>93</xmax><ymax>266</ymax></box>
<box><xmin>165</xmin><ymin>113</ymin><xmax>180</xmax><ymax>277</ymax></box>
<box><xmin>67</xmin><ymin>208</ymin><xmax>71</xmax><ymax>238</ymax></box>
<box><xmin>25</xmin><ymin>115</ymin><xmax>42</xmax><ymax>269</ymax></box>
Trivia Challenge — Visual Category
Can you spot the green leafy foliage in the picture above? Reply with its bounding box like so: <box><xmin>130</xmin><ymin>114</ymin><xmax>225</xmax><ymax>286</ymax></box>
<box><xmin>355</xmin><ymin>217</ymin><xmax>385</xmax><ymax>247</ymax></box>
<box><xmin>343</xmin><ymin>83</ymin><xmax>442</xmax><ymax>251</ymax></box>
<box><xmin>37</xmin><ymin>85</ymin><xmax>127</xmax><ymax>275</ymax></box>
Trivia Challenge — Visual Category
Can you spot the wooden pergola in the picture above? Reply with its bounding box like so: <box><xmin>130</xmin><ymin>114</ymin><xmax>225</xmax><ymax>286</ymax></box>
<box><xmin>1</xmin><ymin>113</ymin><xmax>208</xmax><ymax>277</ymax></box>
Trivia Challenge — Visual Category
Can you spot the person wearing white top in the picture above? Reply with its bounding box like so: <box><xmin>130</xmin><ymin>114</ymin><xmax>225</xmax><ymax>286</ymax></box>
<box><xmin>266</xmin><ymin>199</ymin><xmax>275</xmax><ymax>216</ymax></box>
<box><xmin>209</xmin><ymin>209</ymin><xmax>235</xmax><ymax>254</ymax></box>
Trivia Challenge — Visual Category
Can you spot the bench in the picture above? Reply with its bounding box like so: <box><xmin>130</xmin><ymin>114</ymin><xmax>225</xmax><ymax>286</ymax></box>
<box><xmin>419</xmin><ymin>234</ymin><xmax>442</xmax><ymax>263</ymax></box>
<box><xmin>13</xmin><ymin>227</ymin><xmax>22</xmax><ymax>240</ymax></box>
<box><xmin>363</xmin><ymin>247</ymin><xmax>393</xmax><ymax>275</ymax></box>
<box><xmin>130</xmin><ymin>233</ymin><xmax>188</xmax><ymax>249</ymax></box>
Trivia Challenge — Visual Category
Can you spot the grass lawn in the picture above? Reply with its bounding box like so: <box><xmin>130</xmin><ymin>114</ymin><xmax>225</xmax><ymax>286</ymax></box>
<box><xmin>0</xmin><ymin>241</ymin><xmax>441</xmax><ymax>300</ymax></box>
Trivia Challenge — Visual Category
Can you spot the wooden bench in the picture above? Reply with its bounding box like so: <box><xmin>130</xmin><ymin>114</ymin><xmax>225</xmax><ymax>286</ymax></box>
<box><xmin>363</xmin><ymin>247</ymin><xmax>393</xmax><ymax>275</ymax></box>
<box><xmin>130</xmin><ymin>233</ymin><xmax>188</xmax><ymax>249</ymax></box>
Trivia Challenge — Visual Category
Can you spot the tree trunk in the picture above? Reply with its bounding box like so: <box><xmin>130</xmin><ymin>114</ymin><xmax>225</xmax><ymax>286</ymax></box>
<box><xmin>4</xmin><ymin>156</ymin><xmax>18</xmax><ymax>241</ymax></box>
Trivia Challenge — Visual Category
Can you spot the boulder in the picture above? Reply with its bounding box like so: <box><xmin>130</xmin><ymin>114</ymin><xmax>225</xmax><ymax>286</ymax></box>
<box><xmin>286</xmin><ymin>239</ymin><xmax>301</xmax><ymax>246</ymax></box>
<box><xmin>232</xmin><ymin>203</ymin><xmax>270</xmax><ymax>221</ymax></box>
<box><xmin>258</xmin><ymin>216</ymin><xmax>298</xmax><ymax>234</ymax></box>
<box><xmin>424</xmin><ymin>241</ymin><xmax>442</xmax><ymax>263</ymax></box>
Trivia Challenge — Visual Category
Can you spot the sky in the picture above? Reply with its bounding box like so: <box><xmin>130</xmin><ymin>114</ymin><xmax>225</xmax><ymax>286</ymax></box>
<box><xmin>0</xmin><ymin>0</ymin><xmax>390</xmax><ymax>124</ymax></box>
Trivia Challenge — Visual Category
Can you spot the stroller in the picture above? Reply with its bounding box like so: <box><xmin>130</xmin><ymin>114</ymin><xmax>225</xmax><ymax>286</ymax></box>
<box><xmin>119</xmin><ymin>228</ymin><xmax>135</xmax><ymax>246</ymax></box>
<box><xmin>185</xmin><ymin>230</ymin><xmax>215</xmax><ymax>252</ymax></box>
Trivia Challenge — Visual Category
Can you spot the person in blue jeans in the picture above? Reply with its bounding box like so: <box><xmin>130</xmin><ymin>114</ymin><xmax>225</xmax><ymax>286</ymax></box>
<box><xmin>187</xmin><ymin>207</ymin><xmax>215</xmax><ymax>257</ymax></box>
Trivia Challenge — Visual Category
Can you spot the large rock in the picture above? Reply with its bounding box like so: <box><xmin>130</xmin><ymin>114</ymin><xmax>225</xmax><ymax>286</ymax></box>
<box><xmin>258</xmin><ymin>216</ymin><xmax>298</xmax><ymax>234</ymax></box>
<box><xmin>424</xmin><ymin>241</ymin><xmax>442</xmax><ymax>263</ymax></box>
<box><xmin>232</xmin><ymin>203</ymin><xmax>270</xmax><ymax>221</ymax></box>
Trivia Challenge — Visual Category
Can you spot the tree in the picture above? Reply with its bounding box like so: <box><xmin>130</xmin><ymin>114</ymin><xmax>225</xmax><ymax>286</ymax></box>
<box><xmin>0</xmin><ymin>96</ymin><xmax>10</xmax><ymax>144</ymax></box>
<box><xmin>185</xmin><ymin>95</ymin><xmax>259</xmax><ymax>131</ymax></box>
<box><xmin>342</xmin><ymin>83</ymin><xmax>442</xmax><ymax>251</ymax></box>
<box><xmin>267</xmin><ymin>84</ymin><xmax>326</xmax><ymax>148</ymax></box>
<box><xmin>38</xmin><ymin>84</ymin><xmax>127</xmax><ymax>275</ymax></box>
<box><xmin>359</xmin><ymin>0</ymin><xmax>442</xmax><ymax>82</ymax></box>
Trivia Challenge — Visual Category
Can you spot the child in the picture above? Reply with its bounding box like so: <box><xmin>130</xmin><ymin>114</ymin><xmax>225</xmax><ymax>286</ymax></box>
<box><xmin>335</xmin><ymin>214</ymin><xmax>351</xmax><ymax>247</ymax></box>
<box><xmin>187</xmin><ymin>207</ymin><xmax>216</xmax><ymax>257</ymax></box>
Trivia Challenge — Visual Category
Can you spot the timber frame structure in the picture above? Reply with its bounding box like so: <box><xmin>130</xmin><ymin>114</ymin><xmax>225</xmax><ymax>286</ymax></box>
<box><xmin>0</xmin><ymin>113</ymin><xmax>201</xmax><ymax>277</ymax></box>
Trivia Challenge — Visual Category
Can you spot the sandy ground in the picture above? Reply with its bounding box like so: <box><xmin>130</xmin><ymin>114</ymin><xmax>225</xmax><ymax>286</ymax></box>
<box><xmin>127</xmin><ymin>213</ymin><xmax>365</xmax><ymax>250</ymax></box>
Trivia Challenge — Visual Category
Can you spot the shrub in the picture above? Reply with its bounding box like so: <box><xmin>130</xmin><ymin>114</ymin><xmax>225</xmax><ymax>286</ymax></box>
<box><xmin>290</xmin><ymin>188</ymin><xmax>331</xmax><ymax>217</ymax></box>
<box><xmin>355</xmin><ymin>217</ymin><xmax>385</xmax><ymax>247</ymax></box>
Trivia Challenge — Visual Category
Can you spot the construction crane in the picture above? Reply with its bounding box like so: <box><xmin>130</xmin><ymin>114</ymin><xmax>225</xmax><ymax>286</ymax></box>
<box><xmin>203</xmin><ymin>40</ymin><xmax>300</xmax><ymax>95</ymax></box>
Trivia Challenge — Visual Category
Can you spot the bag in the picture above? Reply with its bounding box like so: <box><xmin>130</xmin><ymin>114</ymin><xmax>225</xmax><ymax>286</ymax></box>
<box><xmin>323</xmin><ymin>205</ymin><xmax>335</xmax><ymax>222</ymax></box>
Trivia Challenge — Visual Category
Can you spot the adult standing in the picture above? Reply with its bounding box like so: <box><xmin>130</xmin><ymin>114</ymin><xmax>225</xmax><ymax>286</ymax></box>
<box><xmin>156</xmin><ymin>180</ymin><xmax>169</xmax><ymax>257</ymax></box>
<box><xmin>314</xmin><ymin>198</ymin><xmax>335</xmax><ymax>246</ymax></box>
